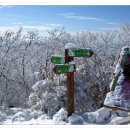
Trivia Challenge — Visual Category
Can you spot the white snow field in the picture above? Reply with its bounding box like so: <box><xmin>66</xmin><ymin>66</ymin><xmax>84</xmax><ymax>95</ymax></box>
<box><xmin>0</xmin><ymin>106</ymin><xmax>130</xmax><ymax>125</ymax></box>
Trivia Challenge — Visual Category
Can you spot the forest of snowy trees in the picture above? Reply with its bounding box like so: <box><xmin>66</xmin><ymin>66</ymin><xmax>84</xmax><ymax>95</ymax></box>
<box><xmin>0</xmin><ymin>24</ymin><xmax>130</xmax><ymax>117</ymax></box>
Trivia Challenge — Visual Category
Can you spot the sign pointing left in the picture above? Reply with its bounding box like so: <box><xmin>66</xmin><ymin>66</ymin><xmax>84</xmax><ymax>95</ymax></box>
<box><xmin>53</xmin><ymin>64</ymin><xmax>75</xmax><ymax>74</ymax></box>
<box><xmin>51</xmin><ymin>55</ymin><xmax>65</xmax><ymax>64</ymax></box>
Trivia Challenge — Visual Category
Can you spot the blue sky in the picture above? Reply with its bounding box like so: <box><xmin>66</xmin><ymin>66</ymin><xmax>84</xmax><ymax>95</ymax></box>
<box><xmin>0</xmin><ymin>5</ymin><xmax>130</xmax><ymax>34</ymax></box>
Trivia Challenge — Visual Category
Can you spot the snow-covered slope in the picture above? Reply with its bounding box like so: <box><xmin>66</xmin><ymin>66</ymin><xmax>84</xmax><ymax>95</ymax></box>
<box><xmin>0</xmin><ymin>106</ymin><xmax>129</xmax><ymax>125</ymax></box>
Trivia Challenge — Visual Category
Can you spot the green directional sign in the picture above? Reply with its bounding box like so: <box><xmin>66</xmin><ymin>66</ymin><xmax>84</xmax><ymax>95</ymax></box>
<box><xmin>53</xmin><ymin>64</ymin><xmax>75</xmax><ymax>74</ymax></box>
<box><xmin>68</xmin><ymin>49</ymin><xmax>91</xmax><ymax>57</ymax></box>
<box><xmin>51</xmin><ymin>55</ymin><xmax>65</xmax><ymax>64</ymax></box>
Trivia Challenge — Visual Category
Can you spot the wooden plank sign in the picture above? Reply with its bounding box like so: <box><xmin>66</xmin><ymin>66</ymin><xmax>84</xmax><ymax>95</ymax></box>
<box><xmin>53</xmin><ymin>64</ymin><xmax>75</xmax><ymax>74</ymax></box>
<box><xmin>51</xmin><ymin>55</ymin><xmax>65</xmax><ymax>64</ymax></box>
<box><xmin>68</xmin><ymin>49</ymin><xmax>91</xmax><ymax>57</ymax></box>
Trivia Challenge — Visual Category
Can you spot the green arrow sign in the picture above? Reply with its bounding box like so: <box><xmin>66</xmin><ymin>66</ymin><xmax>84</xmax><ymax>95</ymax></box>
<box><xmin>53</xmin><ymin>64</ymin><xmax>75</xmax><ymax>74</ymax></box>
<box><xmin>68</xmin><ymin>49</ymin><xmax>91</xmax><ymax>57</ymax></box>
<box><xmin>51</xmin><ymin>55</ymin><xmax>65</xmax><ymax>64</ymax></box>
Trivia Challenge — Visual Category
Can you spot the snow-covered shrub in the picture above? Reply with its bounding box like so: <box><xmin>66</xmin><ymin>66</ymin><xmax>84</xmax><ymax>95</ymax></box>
<box><xmin>0</xmin><ymin>113</ymin><xmax>7</xmax><ymax>123</ymax></box>
<box><xmin>1</xmin><ymin>24</ymin><xmax>130</xmax><ymax>111</ymax></box>
<box><xmin>82</xmin><ymin>107</ymin><xmax>128</xmax><ymax>124</ymax></box>
<box><xmin>11</xmin><ymin>109</ymin><xmax>43</xmax><ymax>122</ymax></box>
<box><xmin>27</xmin><ymin>79</ymin><xmax>67</xmax><ymax>117</ymax></box>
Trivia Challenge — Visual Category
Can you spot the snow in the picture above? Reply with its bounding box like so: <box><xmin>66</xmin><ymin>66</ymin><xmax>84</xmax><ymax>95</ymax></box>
<box><xmin>104</xmin><ymin>85</ymin><xmax>127</xmax><ymax>109</ymax></box>
<box><xmin>0</xmin><ymin>106</ymin><xmax>53</xmax><ymax>125</ymax></box>
<box><xmin>34</xmin><ymin>72</ymin><xmax>40</xmax><ymax>79</ymax></box>
<box><xmin>32</xmin><ymin>79</ymin><xmax>52</xmax><ymax>92</ymax></box>
<box><xmin>104</xmin><ymin>90</ymin><xmax>130</xmax><ymax>110</ymax></box>
<box><xmin>68</xmin><ymin>113</ymin><xmax>83</xmax><ymax>124</ymax></box>
<box><xmin>69</xmin><ymin>61</ymin><xmax>75</xmax><ymax>65</ymax></box>
<box><xmin>120</xmin><ymin>46</ymin><xmax>129</xmax><ymax>56</ymax></box>
<box><xmin>83</xmin><ymin>107</ymin><xmax>111</xmax><ymax>124</ymax></box>
<box><xmin>32</xmin><ymin>80</ymin><xmax>47</xmax><ymax>91</ymax></box>
<box><xmin>0</xmin><ymin>106</ymin><xmax>129</xmax><ymax>125</ymax></box>
<box><xmin>65</xmin><ymin>43</ymin><xmax>79</xmax><ymax>49</ymax></box>
<box><xmin>108</xmin><ymin>116</ymin><xmax>130</xmax><ymax>125</ymax></box>
<box><xmin>52</xmin><ymin>108</ymin><xmax>68</xmax><ymax>124</ymax></box>
<box><xmin>2</xmin><ymin>45</ymin><xmax>130</xmax><ymax>125</ymax></box>
<box><xmin>55</xmin><ymin>86</ymin><xmax>67</xmax><ymax>97</ymax></box>
<box><xmin>113</xmin><ymin>63</ymin><xmax>123</xmax><ymax>77</ymax></box>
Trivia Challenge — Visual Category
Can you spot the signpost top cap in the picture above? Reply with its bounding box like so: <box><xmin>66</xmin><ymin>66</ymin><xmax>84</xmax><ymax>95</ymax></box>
<box><xmin>65</xmin><ymin>43</ymin><xmax>79</xmax><ymax>50</ymax></box>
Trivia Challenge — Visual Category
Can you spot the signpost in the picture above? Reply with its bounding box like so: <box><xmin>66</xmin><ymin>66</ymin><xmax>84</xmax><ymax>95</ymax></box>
<box><xmin>51</xmin><ymin>43</ymin><xmax>94</xmax><ymax>117</ymax></box>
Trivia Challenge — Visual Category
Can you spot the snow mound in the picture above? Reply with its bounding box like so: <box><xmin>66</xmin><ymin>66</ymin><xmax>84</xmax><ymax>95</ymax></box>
<box><xmin>0</xmin><ymin>106</ymin><xmax>129</xmax><ymax>125</ymax></box>
<box><xmin>83</xmin><ymin>107</ymin><xmax>129</xmax><ymax>124</ymax></box>
<box><xmin>53</xmin><ymin>108</ymin><xmax>68</xmax><ymax>124</ymax></box>
<box><xmin>68</xmin><ymin>113</ymin><xmax>83</xmax><ymax>124</ymax></box>
<box><xmin>109</xmin><ymin>116</ymin><xmax>130</xmax><ymax>125</ymax></box>
<box><xmin>65</xmin><ymin>43</ymin><xmax>79</xmax><ymax>49</ymax></box>
<box><xmin>11</xmin><ymin>109</ymin><xmax>43</xmax><ymax>122</ymax></box>
<box><xmin>83</xmin><ymin>107</ymin><xmax>112</xmax><ymax>124</ymax></box>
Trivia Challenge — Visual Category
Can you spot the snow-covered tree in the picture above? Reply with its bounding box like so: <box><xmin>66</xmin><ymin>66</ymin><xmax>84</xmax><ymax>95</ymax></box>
<box><xmin>0</xmin><ymin>24</ymin><xmax>130</xmax><ymax>113</ymax></box>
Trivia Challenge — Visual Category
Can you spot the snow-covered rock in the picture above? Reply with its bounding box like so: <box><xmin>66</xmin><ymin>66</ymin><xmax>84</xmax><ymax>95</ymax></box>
<box><xmin>105</xmin><ymin>46</ymin><xmax>130</xmax><ymax>110</ymax></box>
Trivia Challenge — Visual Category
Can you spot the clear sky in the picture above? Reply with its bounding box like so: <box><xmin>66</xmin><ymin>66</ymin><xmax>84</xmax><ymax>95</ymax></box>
<box><xmin>0</xmin><ymin>5</ymin><xmax>130</xmax><ymax>35</ymax></box>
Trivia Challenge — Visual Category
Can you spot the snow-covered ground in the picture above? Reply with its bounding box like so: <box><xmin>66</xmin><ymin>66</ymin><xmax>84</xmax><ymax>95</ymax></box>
<box><xmin>0</xmin><ymin>106</ymin><xmax>130</xmax><ymax>125</ymax></box>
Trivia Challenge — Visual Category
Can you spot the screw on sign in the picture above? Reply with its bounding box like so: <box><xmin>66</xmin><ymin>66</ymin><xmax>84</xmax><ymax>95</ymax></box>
<box><xmin>51</xmin><ymin>43</ymin><xmax>94</xmax><ymax>117</ymax></box>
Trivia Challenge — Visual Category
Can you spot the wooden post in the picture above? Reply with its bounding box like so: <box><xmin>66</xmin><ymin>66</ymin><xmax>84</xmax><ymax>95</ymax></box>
<box><xmin>65</xmin><ymin>49</ymin><xmax>74</xmax><ymax>117</ymax></box>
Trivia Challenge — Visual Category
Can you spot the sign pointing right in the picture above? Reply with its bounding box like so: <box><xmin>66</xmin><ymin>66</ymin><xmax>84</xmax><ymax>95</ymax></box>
<box><xmin>68</xmin><ymin>48</ymin><xmax>94</xmax><ymax>57</ymax></box>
